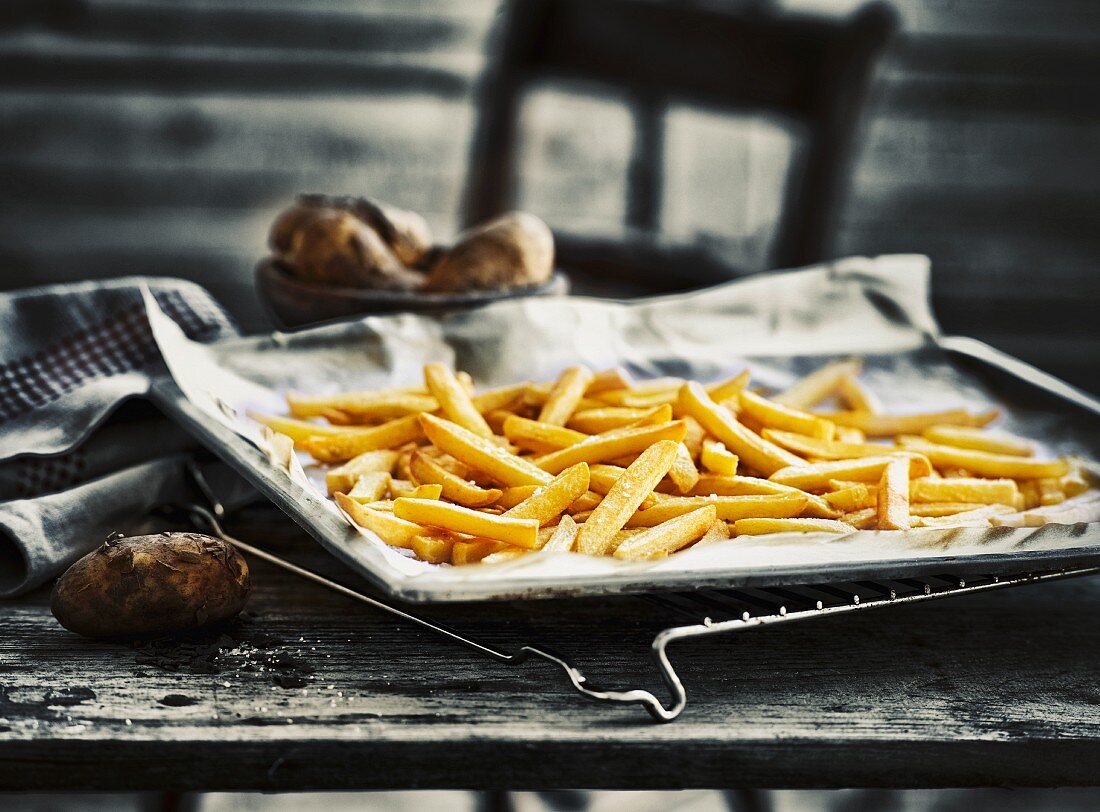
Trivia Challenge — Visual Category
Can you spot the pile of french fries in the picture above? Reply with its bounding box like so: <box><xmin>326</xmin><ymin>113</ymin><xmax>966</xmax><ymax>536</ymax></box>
<box><xmin>251</xmin><ymin>360</ymin><xmax>1097</xmax><ymax>566</ymax></box>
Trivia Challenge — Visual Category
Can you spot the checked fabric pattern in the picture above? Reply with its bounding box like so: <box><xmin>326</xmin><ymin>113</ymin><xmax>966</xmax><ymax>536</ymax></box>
<box><xmin>0</xmin><ymin>287</ymin><xmax>232</xmax><ymax>424</ymax></box>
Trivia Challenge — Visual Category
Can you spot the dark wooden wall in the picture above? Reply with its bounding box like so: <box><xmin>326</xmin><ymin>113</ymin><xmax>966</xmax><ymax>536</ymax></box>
<box><xmin>0</xmin><ymin>0</ymin><xmax>1096</xmax><ymax>391</ymax></box>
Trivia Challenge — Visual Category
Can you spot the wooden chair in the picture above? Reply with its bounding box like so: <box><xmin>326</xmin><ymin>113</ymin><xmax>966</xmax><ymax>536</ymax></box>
<box><xmin>462</xmin><ymin>0</ymin><xmax>897</xmax><ymax>293</ymax></box>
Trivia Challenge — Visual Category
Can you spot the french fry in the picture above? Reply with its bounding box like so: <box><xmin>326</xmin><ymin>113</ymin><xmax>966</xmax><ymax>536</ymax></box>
<box><xmin>909</xmin><ymin>477</ymin><xmax>1019</xmax><ymax>506</ymax></box>
<box><xmin>700</xmin><ymin>439</ymin><xmax>739</xmax><ymax>476</ymax></box>
<box><xmin>387</xmin><ymin>479</ymin><xmax>418</xmax><ymax>499</ymax></box>
<box><xmin>910</xmin><ymin>502</ymin><xmax>985</xmax><ymax>517</ymax></box>
<box><xmin>677</xmin><ymin>382</ymin><xmax>802</xmax><ymax>475</ymax></box>
<box><xmin>335</xmin><ymin>493</ymin><xmax>421</xmax><ymax>548</ymax></box>
<box><xmin>586</xmin><ymin>367</ymin><xmax>633</xmax><ymax>395</ymax></box>
<box><xmin>419</xmin><ymin>413</ymin><xmax>552</xmax><ymax>487</ymax></box>
<box><xmin>706</xmin><ymin>370</ymin><xmax>751</xmax><ymax>403</ymax></box>
<box><xmin>534</xmin><ymin>421</ymin><xmax>687</xmax><ymax>475</ymax></box>
<box><xmin>410</xmin><ymin>451</ymin><xmax>502</xmax><ymax>508</ymax></box>
<box><xmin>1019</xmin><ymin>479</ymin><xmax>1042</xmax><ymax>509</ymax></box>
<box><xmin>569</xmin><ymin>490</ymin><xmax>603</xmax><ymax>512</ymax></box>
<box><xmin>286</xmin><ymin>389</ymin><xmax>434</xmax><ymax>420</ymax></box>
<box><xmin>842</xmin><ymin>508</ymin><xmax>878</xmax><ymax>529</ymax></box>
<box><xmin>613</xmin><ymin>506</ymin><xmax>717</xmax><ymax>560</ymax></box>
<box><xmin>452</xmin><ymin>539</ymin><xmax>507</xmax><ymax>565</ymax></box>
<box><xmin>503</xmin><ymin>462</ymin><xmax>591</xmax><ymax>526</ymax></box>
<box><xmin>739</xmin><ymin>390</ymin><xmax>836</xmax><ymax>440</ymax></box>
<box><xmin>411</xmin><ymin>534</ymin><xmax>455</xmax><ymax>564</ymax></box>
<box><xmin>394</xmin><ymin>497</ymin><xmax>539</xmax><ymax>548</ymax></box>
<box><xmin>877</xmin><ymin>457</ymin><xmax>910</xmax><ymax>530</ymax></box>
<box><xmin>837</xmin><ymin>373</ymin><xmax>883</xmax><ymax>413</ymax></box>
<box><xmin>770</xmin><ymin>454</ymin><xmax>932</xmax><ymax>491</ymax></box>
<box><xmin>542</xmin><ymin>514</ymin><xmax>579</xmax><ymax>553</ymax></box>
<box><xmin>761</xmin><ymin>429</ymin><xmax>893</xmax><ymax>461</ymax></box>
<box><xmin>539</xmin><ymin>365</ymin><xmax>595</xmax><ymax>426</ymax></box>
<box><xmin>626</xmin><ymin>493</ymin><xmax>807</xmax><ymax>527</ymax></box>
<box><xmin>568</xmin><ymin>407</ymin><xmax>655</xmax><ymax>434</ymax></box>
<box><xmin>733</xmin><ymin>518</ymin><xmax>856</xmax><ymax>535</ymax></box>
<box><xmin>1038</xmin><ymin>477</ymin><xmax>1066</xmax><ymax>506</ymax></box>
<box><xmin>679</xmin><ymin>415</ymin><xmax>706</xmax><ymax>459</ymax></box>
<box><xmin>667</xmin><ymin>443</ymin><xmax>700</xmax><ymax>493</ymax></box>
<box><xmin>825</xmin><ymin>483</ymin><xmax>876</xmax><ymax>512</ymax></box>
<box><xmin>589</xmin><ymin>465</ymin><xmax>659</xmax><ymax>509</ymax></box>
<box><xmin>495</xmin><ymin>485</ymin><xmax>539</xmax><ymax>509</ymax></box>
<box><xmin>896</xmin><ymin>439</ymin><xmax>1069</xmax><ymax>480</ymax></box>
<box><xmin>471</xmin><ymin>383</ymin><xmax>530</xmax><ymax>415</ymax></box>
<box><xmin>503</xmin><ymin>414</ymin><xmax>587</xmax><ymax>453</ymax></box>
<box><xmin>481</xmin><ymin>548</ymin><xmax>530</xmax><ymax>564</ymax></box>
<box><xmin>249</xmin><ymin>412</ymin><xmax>361</xmax><ymax>444</ymax></box>
<box><xmin>325</xmin><ymin>449</ymin><xmax>400</xmax><ymax>495</ymax></box>
<box><xmin>922</xmin><ymin>424</ymin><xmax>1034</xmax><ymax>457</ymax></box>
<box><xmin>694</xmin><ymin>518</ymin><xmax>732</xmax><ymax>545</ymax></box>
<box><xmin>345</xmin><ymin>471</ymin><xmax>391</xmax><ymax>503</ymax></box>
<box><xmin>818</xmin><ymin>408</ymin><xmax>999</xmax><ymax>438</ymax></box>
<box><xmin>576</xmin><ymin>440</ymin><xmax>679</xmax><ymax>556</ymax></box>
<box><xmin>424</xmin><ymin>363</ymin><xmax>493</xmax><ymax>438</ymax></box>
<box><xmin>773</xmin><ymin>359</ymin><xmax>862</xmax><ymax>409</ymax></box>
<box><xmin>835</xmin><ymin>427</ymin><xmax>866</xmax><ymax>444</ymax></box>
<box><xmin>1062</xmin><ymin>465</ymin><xmax>1091</xmax><ymax>498</ymax></box>
<box><xmin>303</xmin><ymin>414</ymin><xmax>423</xmax><ymax>463</ymax></box>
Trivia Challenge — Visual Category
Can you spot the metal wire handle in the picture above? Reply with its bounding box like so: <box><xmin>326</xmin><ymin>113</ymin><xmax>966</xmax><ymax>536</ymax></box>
<box><xmin>176</xmin><ymin>461</ymin><xmax>1100</xmax><ymax>723</ymax></box>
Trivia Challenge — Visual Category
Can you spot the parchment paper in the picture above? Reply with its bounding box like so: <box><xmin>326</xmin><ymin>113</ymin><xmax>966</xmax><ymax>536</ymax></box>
<box><xmin>144</xmin><ymin>255</ymin><xmax>1100</xmax><ymax>601</ymax></box>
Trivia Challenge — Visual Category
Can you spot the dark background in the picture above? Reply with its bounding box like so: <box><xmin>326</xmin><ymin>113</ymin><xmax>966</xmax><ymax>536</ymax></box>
<box><xmin>0</xmin><ymin>0</ymin><xmax>1097</xmax><ymax>391</ymax></box>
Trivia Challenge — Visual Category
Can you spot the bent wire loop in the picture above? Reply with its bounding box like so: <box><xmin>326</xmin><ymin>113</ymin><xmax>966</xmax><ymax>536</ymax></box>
<box><xmin>174</xmin><ymin>461</ymin><xmax>1100</xmax><ymax>723</ymax></box>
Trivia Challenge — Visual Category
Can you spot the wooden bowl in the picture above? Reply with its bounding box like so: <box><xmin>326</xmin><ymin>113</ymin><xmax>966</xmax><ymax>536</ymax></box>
<box><xmin>256</xmin><ymin>259</ymin><xmax>570</xmax><ymax>329</ymax></box>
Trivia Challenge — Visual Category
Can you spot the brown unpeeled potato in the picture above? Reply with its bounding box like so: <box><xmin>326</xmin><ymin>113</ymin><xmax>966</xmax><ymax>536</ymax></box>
<box><xmin>51</xmin><ymin>533</ymin><xmax>252</xmax><ymax>638</ymax></box>
<box><xmin>280</xmin><ymin>209</ymin><xmax>424</xmax><ymax>290</ymax></box>
<box><xmin>424</xmin><ymin>212</ymin><xmax>554</xmax><ymax>293</ymax></box>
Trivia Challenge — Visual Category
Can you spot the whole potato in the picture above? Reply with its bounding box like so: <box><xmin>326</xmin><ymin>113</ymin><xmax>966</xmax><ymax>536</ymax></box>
<box><xmin>51</xmin><ymin>533</ymin><xmax>251</xmax><ymax>638</ymax></box>
<box><xmin>424</xmin><ymin>211</ymin><xmax>554</xmax><ymax>292</ymax></box>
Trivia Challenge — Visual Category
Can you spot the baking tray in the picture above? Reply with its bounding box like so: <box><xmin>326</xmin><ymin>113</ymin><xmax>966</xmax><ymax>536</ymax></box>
<box><xmin>145</xmin><ymin>255</ymin><xmax>1100</xmax><ymax>602</ymax></box>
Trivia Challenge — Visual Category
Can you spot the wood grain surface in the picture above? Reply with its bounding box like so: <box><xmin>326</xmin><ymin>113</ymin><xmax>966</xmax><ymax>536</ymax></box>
<box><xmin>2</xmin><ymin>504</ymin><xmax>1100</xmax><ymax>791</ymax></box>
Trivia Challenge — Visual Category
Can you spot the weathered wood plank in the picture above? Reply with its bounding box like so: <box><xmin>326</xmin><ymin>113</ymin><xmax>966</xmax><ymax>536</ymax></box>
<box><xmin>3</xmin><ymin>506</ymin><xmax>1100</xmax><ymax>790</ymax></box>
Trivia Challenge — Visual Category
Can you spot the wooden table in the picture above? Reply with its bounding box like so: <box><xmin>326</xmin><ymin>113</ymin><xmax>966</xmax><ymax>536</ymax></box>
<box><xmin>3</xmin><ymin>504</ymin><xmax>1100</xmax><ymax>791</ymax></box>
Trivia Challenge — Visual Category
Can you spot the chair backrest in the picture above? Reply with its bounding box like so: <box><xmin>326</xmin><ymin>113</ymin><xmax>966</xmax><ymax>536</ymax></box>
<box><xmin>462</xmin><ymin>0</ymin><xmax>897</xmax><ymax>280</ymax></box>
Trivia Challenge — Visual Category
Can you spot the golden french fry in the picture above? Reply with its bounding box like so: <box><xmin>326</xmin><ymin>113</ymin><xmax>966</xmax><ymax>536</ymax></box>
<box><xmin>677</xmin><ymin>382</ymin><xmax>802</xmax><ymax>476</ymax></box>
<box><xmin>773</xmin><ymin>360</ymin><xmax>862</xmax><ymax>409</ymax></box>
<box><xmin>733</xmin><ymin>518</ymin><xmax>856</xmax><ymax>535</ymax></box>
<box><xmin>1038</xmin><ymin>477</ymin><xmax>1066</xmax><ymax>506</ymax></box>
<box><xmin>667</xmin><ymin>443</ymin><xmax>700</xmax><ymax>493</ymax></box>
<box><xmin>452</xmin><ymin>539</ymin><xmax>507</xmax><ymax>565</ymax></box>
<box><xmin>570</xmin><ymin>491</ymin><xmax>603</xmax><ymax>512</ymax></box>
<box><xmin>835</xmin><ymin>426</ymin><xmax>866</xmax><ymax>444</ymax></box>
<box><xmin>694</xmin><ymin>518</ymin><xmax>732</xmax><ymax>546</ymax></box>
<box><xmin>539</xmin><ymin>365</ymin><xmax>595</xmax><ymax>426</ymax></box>
<box><xmin>534</xmin><ymin>421</ymin><xmax>687</xmax><ymax>475</ymax></box>
<box><xmin>909</xmin><ymin>477</ymin><xmax>1018</xmax><ymax>506</ymax></box>
<box><xmin>495</xmin><ymin>485</ymin><xmax>539</xmax><ymax>509</ymax></box>
<box><xmin>679</xmin><ymin>415</ymin><xmax>706</xmax><ymax>459</ymax></box>
<box><xmin>424</xmin><ymin>363</ymin><xmax>493</xmax><ymax>438</ymax></box>
<box><xmin>589</xmin><ymin>465</ymin><xmax>658</xmax><ymax>509</ymax></box>
<box><xmin>594</xmin><ymin>387</ymin><xmax>680</xmax><ymax>409</ymax></box>
<box><xmin>542</xmin><ymin>514</ymin><xmax>579</xmax><ymax>553</ymax></box>
<box><xmin>394</xmin><ymin>497</ymin><xmax>539</xmax><ymax>548</ymax></box>
<box><xmin>627</xmin><ymin>493</ymin><xmax>808</xmax><ymax>527</ymax></box>
<box><xmin>503</xmin><ymin>414</ymin><xmax>587</xmax><ymax>452</ymax></box>
<box><xmin>249</xmin><ymin>412</ymin><xmax>360</xmax><ymax>444</ymax></box>
<box><xmin>325</xmin><ymin>449</ymin><xmax>401</xmax><ymax>495</ymax></box>
<box><xmin>1062</xmin><ymin>466</ymin><xmax>1090</xmax><ymax>498</ymax></box>
<box><xmin>613</xmin><ymin>506</ymin><xmax>717</xmax><ymax>560</ymax></box>
<box><xmin>817</xmin><ymin>408</ymin><xmax>998</xmax><ymax>438</ymax></box>
<box><xmin>387</xmin><ymin>479</ymin><xmax>418</xmax><ymax>499</ymax></box>
<box><xmin>921</xmin><ymin>424</ymin><xmax>1034</xmax><ymax>457</ymax></box>
<box><xmin>761</xmin><ymin>429</ymin><xmax>893</xmax><ymax>461</ymax></box>
<box><xmin>836</xmin><ymin>373</ymin><xmax>882</xmax><ymax>413</ymax></box>
<box><xmin>770</xmin><ymin>454</ymin><xmax>932</xmax><ymax>491</ymax></box>
<box><xmin>877</xmin><ymin>456</ymin><xmax>910</xmax><ymax>530</ymax></box>
<box><xmin>411</xmin><ymin>534</ymin><xmax>455</xmax><ymax>564</ymax></box>
<box><xmin>413</xmin><ymin>483</ymin><xmax>442</xmax><ymax>499</ymax></box>
<box><xmin>568</xmin><ymin>407</ymin><xmax>654</xmax><ymax>434</ymax></box>
<box><xmin>700</xmin><ymin>440</ymin><xmax>738</xmax><ymax>476</ymax></box>
<box><xmin>470</xmin><ymin>383</ymin><xmax>530</xmax><ymax>415</ymax></box>
<box><xmin>504</xmin><ymin>462</ymin><xmax>591</xmax><ymax>526</ymax></box>
<box><xmin>576</xmin><ymin>440</ymin><xmax>679</xmax><ymax>556</ymax></box>
<box><xmin>335</xmin><ymin>493</ymin><xmax>421</xmax><ymax>548</ymax></box>
<box><xmin>286</xmin><ymin>389</ymin><xmax>434</xmax><ymax>420</ymax></box>
<box><xmin>910</xmin><ymin>502</ymin><xmax>985</xmax><ymax>517</ymax></box>
<box><xmin>825</xmin><ymin>483</ymin><xmax>876</xmax><ymax>512</ymax></box>
<box><xmin>410</xmin><ymin>451</ymin><xmax>502</xmax><ymax>508</ymax></box>
<box><xmin>586</xmin><ymin>367</ymin><xmax>633</xmax><ymax>395</ymax></box>
<box><xmin>345</xmin><ymin>471</ymin><xmax>391</xmax><ymax>503</ymax></box>
<box><xmin>842</xmin><ymin>508</ymin><xmax>878</xmax><ymax>529</ymax></box>
<box><xmin>706</xmin><ymin>370</ymin><xmax>750</xmax><ymax>404</ymax></box>
<box><xmin>739</xmin><ymin>390</ymin><xmax>836</xmax><ymax>441</ymax></box>
<box><xmin>896</xmin><ymin>439</ymin><xmax>1069</xmax><ymax>480</ymax></box>
<box><xmin>419</xmin><ymin>413</ymin><xmax>552</xmax><ymax>487</ymax></box>
<box><xmin>303</xmin><ymin>414</ymin><xmax>423</xmax><ymax>463</ymax></box>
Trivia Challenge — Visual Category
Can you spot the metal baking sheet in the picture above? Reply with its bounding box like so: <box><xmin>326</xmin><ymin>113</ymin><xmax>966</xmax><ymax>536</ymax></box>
<box><xmin>145</xmin><ymin>255</ymin><xmax>1100</xmax><ymax>603</ymax></box>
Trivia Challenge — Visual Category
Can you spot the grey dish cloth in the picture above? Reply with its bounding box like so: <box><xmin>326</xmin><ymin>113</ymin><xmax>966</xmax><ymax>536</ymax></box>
<box><xmin>0</xmin><ymin>277</ymin><xmax>241</xmax><ymax>597</ymax></box>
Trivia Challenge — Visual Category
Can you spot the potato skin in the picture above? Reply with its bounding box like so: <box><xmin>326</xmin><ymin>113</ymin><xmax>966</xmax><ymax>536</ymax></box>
<box><xmin>51</xmin><ymin>533</ymin><xmax>251</xmax><ymax>638</ymax></box>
